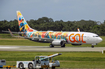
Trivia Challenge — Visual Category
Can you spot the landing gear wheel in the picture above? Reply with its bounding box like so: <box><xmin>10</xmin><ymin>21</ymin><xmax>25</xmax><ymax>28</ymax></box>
<box><xmin>61</xmin><ymin>44</ymin><xmax>65</xmax><ymax>47</ymax></box>
<box><xmin>52</xmin><ymin>67</ymin><xmax>55</xmax><ymax>69</ymax></box>
<box><xmin>19</xmin><ymin>63</ymin><xmax>24</xmax><ymax>69</ymax></box>
<box><xmin>61</xmin><ymin>41</ymin><xmax>65</xmax><ymax>47</ymax></box>
<box><xmin>91</xmin><ymin>45</ymin><xmax>94</xmax><ymax>48</ymax></box>
<box><xmin>28</xmin><ymin>63</ymin><xmax>33</xmax><ymax>69</ymax></box>
<box><xmin>50</xmin><ymin>44</ymin><xmax>54</xmax><ymax>48</ymax></box>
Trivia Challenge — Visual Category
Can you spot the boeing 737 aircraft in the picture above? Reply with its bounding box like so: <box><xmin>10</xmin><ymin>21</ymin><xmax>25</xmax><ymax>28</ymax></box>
<box><xmin>9</xmin><ymin>11</ymin><xmax>103</xmax><ymax>48</ymax></box>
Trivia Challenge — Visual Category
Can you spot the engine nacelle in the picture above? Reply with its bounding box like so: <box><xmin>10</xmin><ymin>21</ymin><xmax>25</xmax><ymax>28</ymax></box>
<box><xmin>52</xmin><ymin>40</ymin><xmax>63</xmax><ymax>46</ymax></box>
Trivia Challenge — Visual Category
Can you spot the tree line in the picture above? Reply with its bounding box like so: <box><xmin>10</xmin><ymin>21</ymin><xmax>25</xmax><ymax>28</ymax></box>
<box><xmin>0</xmin><ymin>17</ymin><xmax>105</xmax><ymax>36</ymax></box>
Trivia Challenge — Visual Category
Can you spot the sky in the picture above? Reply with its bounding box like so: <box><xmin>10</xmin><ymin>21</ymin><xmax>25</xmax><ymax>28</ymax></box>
<box><xmin>0</xmin><ymin>0</ymin><xmax>105</xmax><ymax>22</ymax></box>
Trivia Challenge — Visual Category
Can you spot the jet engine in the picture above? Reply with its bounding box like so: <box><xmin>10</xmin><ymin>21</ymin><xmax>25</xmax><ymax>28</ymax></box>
<box><xmin>50</xmin><ymin>40</ymin><xmax>65</xmax><ymax>47</ymax></box>
<box><xmin>52</xmin><ymin>40</ymin><xmax>63</xmax><ymax>46</ymax></box>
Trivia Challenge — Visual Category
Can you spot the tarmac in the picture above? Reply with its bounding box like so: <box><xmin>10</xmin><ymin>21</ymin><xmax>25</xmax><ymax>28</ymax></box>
<box><xmin>0</xmin><ymin>45</ymin><xmax>105</xmax><ymax>52</ymax></box>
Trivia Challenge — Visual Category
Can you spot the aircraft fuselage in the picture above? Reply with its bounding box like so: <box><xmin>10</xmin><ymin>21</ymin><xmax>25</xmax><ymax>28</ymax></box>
<box><xmin>26</xmin><ymin>31</ymin><xmax>102</xmax><ymax>45</ymax></box>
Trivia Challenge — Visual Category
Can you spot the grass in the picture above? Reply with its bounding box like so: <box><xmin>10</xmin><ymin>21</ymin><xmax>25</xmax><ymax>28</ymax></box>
<box><xmin>0</xmin><ymin>40</ymin><xmax>50</xmax><ymax>46</ymax></box>
<box><xmin>0</xmin><ymin>33</ymin><xmax>105</xmax><ymax>47</ymax></box>
<box><xmin>0</xmin><ymin>51</ymin><xmax>105</xmax><ymax>68</ymax></box>
<box><xmin>0</xmin><ymin>33</ymin><xmax>18</xmax><ymax>38</ymax></box>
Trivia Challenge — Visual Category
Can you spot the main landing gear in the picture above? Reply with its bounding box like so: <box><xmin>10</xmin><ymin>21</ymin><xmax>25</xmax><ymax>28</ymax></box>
<box><xmin>50</xmin><ymin>44</ymin><xmax>54</xmax><ymax>48</ymax></box>
<box><xmin>49</xmin><ymin>44</ymin><xmax>65</xmax><ymax>48</ymax></box>
<box><xmin>61</xmin><ymin>43</ymin><xmax>65</xmax><ymax>47</ymax></box>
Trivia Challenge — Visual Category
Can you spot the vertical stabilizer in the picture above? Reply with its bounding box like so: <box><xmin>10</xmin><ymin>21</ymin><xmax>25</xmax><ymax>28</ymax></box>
<box><xmin>17</xmin><ymin>11</ymin><xmax>36</xmax><ymax>32</ymax></box>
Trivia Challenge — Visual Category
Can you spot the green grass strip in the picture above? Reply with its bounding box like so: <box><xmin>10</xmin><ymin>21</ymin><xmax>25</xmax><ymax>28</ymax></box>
<box><xmin>0</xmin><ymin>51</ymin><xmax>105</xmax><ymax>68</ymax></box>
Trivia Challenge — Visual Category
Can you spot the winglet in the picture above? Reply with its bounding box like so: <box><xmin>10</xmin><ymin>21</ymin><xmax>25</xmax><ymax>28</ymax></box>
<box><xmin>77</xmin><ymin>28</ymin><xmax>80</xmax><ymax>32</ymax></box>
<box><xmin>8</xmin><ymin>29</ymin><xmax>25</xmax><ymax>38</ymax></box>
<box><xmin>8</xmin><ymin>29</ymin><xmax>14</xmax><ymax>36</ymax></box>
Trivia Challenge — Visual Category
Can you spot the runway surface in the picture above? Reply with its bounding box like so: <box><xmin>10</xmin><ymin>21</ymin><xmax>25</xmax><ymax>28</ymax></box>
<box><xmin>0</xmin><ymin>45</ymin><xmax>105</xmax><ymax>52</ymax></box>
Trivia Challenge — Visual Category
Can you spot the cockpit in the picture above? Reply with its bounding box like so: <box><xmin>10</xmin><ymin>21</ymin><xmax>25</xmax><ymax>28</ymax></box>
<box><xmin>93</xmin><ymin>36</ymin><xmax>99</xmax><ymax>37</ymax></box>
<box><xmin>91</xmin><ymin>34</ymin><xmax>102</xmax><ymax>44</ymax></box>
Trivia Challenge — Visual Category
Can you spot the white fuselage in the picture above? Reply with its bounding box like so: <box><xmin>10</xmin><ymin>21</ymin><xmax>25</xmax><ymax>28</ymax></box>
<box><xmin>26</xmin><ymin>31</ymin><xmax>102</xmax><ymax>45</ymax></box>
<box><xmin>67</xmin><ymin>32</ymin><xmax>102</xmax><ymax>45</ymax></box>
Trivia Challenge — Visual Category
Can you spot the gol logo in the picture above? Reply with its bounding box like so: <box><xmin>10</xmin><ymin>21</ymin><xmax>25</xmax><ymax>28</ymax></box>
<box><xmin>69</xmin><ymin>33</ymin><xmax>86</xmax><ymax>43</ymax></box>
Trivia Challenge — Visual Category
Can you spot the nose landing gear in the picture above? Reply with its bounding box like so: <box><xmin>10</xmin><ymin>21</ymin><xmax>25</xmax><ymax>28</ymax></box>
<box><xmin>91</xmin><ymin>45</ymin><xmax>94</xmax><ymax>48</ymax></box>
<box><xmin>91</xmin><ymin>43</ymin><xmax>97</xmax><ymax>48</ymax></box>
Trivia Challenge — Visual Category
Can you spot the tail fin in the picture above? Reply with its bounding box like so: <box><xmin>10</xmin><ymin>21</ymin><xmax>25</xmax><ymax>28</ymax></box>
<box><xmin>17</xmin><ymin>11</ymin><xmax>36</xmax><ymax>32</ymax></box>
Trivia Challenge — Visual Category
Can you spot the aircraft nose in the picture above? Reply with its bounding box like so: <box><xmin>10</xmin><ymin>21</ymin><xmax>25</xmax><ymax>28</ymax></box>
<box><xmin>97</xmin><ymin>37</ymin><xmax>102</xmax><ymax>43</ymax></box>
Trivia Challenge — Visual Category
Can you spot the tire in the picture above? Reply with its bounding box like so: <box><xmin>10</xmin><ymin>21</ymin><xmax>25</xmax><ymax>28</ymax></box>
<box><xmin>19</xmin><ymin>63</ymin><xmax>24</xmax><ymax>69</ymax></box>
<box><xmin>50</xmin><ymin>44</ymin><xmax>54</xmax><ymax>48</ymax></box>
<box><xmin>91</xmin><ymin>45</ymin><xmax>94</xmax><ymax>48</ymax></box>
<box><xmin>61</xmin><ymin>44</ymin><xmax>65</xmax><ymax>47</ymax></box>
<box><xmin>52</xmin><ymin>67</ymin><xmax>55</xmax><ymax>69</ymax></box>
<box><xmin>61</xmin><ymin>41</ymin><xmax>65</xmax><ymax>47</ymax></box>
<box><xmin>28</xmin><ymin>63</ymin><xmax>33</xmax><ymax>69</ymax></box>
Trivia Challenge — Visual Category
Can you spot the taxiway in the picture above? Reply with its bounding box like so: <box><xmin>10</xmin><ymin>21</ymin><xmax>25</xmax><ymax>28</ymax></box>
<box><xmin>0</xmin><ymin>45</ymin><xmax>105</xmax><ymax>52</ymax></box>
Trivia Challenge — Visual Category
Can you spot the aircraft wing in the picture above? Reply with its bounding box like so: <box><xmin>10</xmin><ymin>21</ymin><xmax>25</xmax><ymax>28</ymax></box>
<box><xmin>77</xmin><ymin>28</ymin><xmax>80</xmax><ymax>32</ymax></box>
<box><xmin>2</xmin><ymin>29</ymin><xmax>25</xmax><ymax>34</ymax></box>
<box><xmin>2</xmin><ymin>29</ymin><xmax>25</xmax><ymax>38</ymax></box>
<box><xmin>30</xmin><ymin>37</ymin><xmax>66</xmax><ymax>43</ymax></box>
<box><xmin>30</xmin><ymin>37</ymin><xmax>54</xmax><ymax>42</ymax></box>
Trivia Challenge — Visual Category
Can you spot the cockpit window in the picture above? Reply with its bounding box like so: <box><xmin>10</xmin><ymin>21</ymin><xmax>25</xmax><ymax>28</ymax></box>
<box><xmin>93</xmin><ymin>36</ymin><xmax>99</xmax><ymax>37</ymax></box>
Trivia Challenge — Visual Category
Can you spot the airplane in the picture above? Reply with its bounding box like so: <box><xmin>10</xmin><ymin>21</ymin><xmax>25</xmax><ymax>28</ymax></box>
<box><xmin>7</xmin><ymin>11</ymin><xmax>103</xmax><ymax>48</ymax></box>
